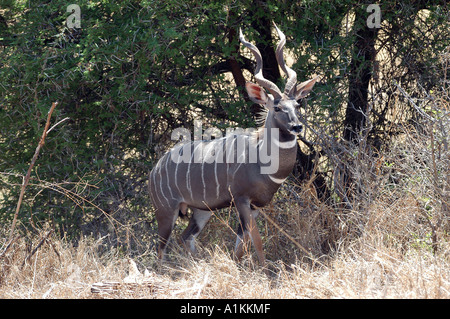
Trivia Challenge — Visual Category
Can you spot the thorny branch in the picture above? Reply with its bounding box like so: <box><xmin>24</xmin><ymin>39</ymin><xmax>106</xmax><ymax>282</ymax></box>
<box><xmin>8</xmin><ymin>102</ymin><xmax>60</xmax><ymax>243</ymax></box>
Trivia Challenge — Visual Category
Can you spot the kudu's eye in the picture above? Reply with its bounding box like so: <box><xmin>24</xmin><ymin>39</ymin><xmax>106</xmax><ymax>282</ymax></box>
<box><xmin>273</xmin><ymin>106</ymin><xmax>281</xmax><ymax>112</ymax></box>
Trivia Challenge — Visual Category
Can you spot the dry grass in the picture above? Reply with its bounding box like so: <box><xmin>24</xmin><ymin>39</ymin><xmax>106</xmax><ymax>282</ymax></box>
<box><xmin>1</xmin><ymin>223</ymin><xmax>450</xmax><ymax>299</ymax></box>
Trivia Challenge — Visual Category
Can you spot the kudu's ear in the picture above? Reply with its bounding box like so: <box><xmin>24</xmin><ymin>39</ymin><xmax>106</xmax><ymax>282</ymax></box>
<box><xmin>294</xmin><ymin>75</ymin><xmax>320</xmax><ymax>100</ymax></box>
<box><xmin>245</xmin><ymin>82</ymin><xmax>269</xmax><ymax>105</ymax></box>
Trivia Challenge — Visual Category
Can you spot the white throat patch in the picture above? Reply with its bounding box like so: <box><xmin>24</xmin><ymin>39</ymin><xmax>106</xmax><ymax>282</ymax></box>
<box><xmin>268</xmin><ymin>175</ymin><xmax>287</xmax><ymax>184</ymax></box>
<box><xmin>273</xmin><ymin>137</ymin><xmax>297</xmax><ymax>149</ymax></box>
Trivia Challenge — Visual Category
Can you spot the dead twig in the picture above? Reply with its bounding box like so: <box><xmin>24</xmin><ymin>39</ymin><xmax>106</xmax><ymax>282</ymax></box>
<box><xmin>0</xmin><ymin>235</ymin><xmax>20</xmax><ymax>259</ymax></box>
<box><xmin>8</xmin><ymin>102</ymin><xmax>59</xmax><ymax>242</ymax></box>
<box><xmin>21</xmin><ymin>229</ymin><xmax>54</xmax><ymax>268</ymax></box>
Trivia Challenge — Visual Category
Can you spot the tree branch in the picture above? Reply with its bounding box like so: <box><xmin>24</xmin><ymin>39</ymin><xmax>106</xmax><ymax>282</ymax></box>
<box><xmin>8</xmin><ymin>102</ymin><xmax>58</xmax><ymax>242</ymax></box>
<box><xmin>181</xmin><ymin>56</ymin><xmax>254</xmax><ymax>86</ymax></box>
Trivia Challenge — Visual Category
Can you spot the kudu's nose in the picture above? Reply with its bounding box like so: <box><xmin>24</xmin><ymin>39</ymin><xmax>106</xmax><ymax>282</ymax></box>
<box><xmin>292</xmin><ymin>124</ymin><xmax>303</xmax><ymax>133</ymax></box>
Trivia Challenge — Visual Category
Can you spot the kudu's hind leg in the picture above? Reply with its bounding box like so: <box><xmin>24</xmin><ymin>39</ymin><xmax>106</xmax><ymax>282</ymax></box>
<box><xmin>181</xmin><ymin>209</ymin><xmax>212</xmax><ymax>254</ymax></box>
<box><xmin>156</xmin><ymin>208</ymin><xmax>179</xmax><ymax>260</ymax></box>
<box><xmin>234</xmin><ymin>199</ymin><xmax>265</xmax><ymax>266</ymax></box>
<box><xmin>234</xmin><ymin>223</ymin><xmax>250</xmax><ymax>260</ymax></box>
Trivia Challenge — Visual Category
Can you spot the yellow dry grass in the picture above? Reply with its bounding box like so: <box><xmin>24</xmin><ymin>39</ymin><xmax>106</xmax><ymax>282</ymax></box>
<box><xmin>1</xmin><ymin>224</ymin><xmax>449</xmax><ymax>299</ymax></box>
<box><xmin>1</xmin><ymin>167</ymin><xmax>450</xmax><ymax>300</ymax></box>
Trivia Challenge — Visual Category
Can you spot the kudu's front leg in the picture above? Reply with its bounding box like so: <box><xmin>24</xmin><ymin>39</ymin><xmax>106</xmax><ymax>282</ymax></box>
<box><xmin>234</xmin><ymin>199</ymin><xmax>265</xmax><ymax>267</ymax></box>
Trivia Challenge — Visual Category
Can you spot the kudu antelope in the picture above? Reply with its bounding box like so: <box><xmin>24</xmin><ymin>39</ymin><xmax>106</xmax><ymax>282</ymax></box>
<box><xmin>149</xmin><ymin>24</ymin><xmax>319</xmax><ymax>266</ymax></box>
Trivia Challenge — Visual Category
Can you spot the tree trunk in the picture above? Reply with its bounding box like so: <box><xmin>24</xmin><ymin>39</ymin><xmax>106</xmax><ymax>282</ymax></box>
<box><xmin>227</xmin><ymin>25</ymin><xmax>249</xmax><ymax>100</ymax></box>
<box><xmin>338</xmin><ymin>5</ymin><xmax>379</xmax><ymax>206</ymax></box>
<box><xmin>343</xmin><ymin>7</ymin><xmax>379</xmax><ymax>144</ymax></box>
<box><xmin>249</xmin><ymin>0</ymin><xmax>281</xmax><ymax>84</ymax></box>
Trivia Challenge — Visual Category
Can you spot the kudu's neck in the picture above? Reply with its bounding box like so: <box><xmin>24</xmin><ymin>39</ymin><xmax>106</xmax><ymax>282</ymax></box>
<box><xmin>260</xmin><ymin>110</ymin><xmax>298</xmax><ymax>180</ymax></box>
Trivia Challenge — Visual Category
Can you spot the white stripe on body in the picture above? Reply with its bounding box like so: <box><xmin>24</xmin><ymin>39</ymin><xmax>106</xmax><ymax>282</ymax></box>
<box><xmin>186</xmin><ymin>142</ymin><xmax>202</xmax><ymax>201</ymax></box>
<box><xmin>201</xmin><ymin>159</ymin><xmax>206</xmax><ymax>202</ymax></box>
<box><xmin>173</xmin><ymin>159</ymin><xmax>184</xmax><ymax>202</ymax></box>
<box><xmin>148</xmin><ymin>171</ymin><xmax>158</xmax><ymax>210</ymax></box>
<box><xmin>151</xmin><ymin>163</ymin><xmax>164</xmax><ymax>207</ymax></box>
<box><xmin>214</xmin><ymin>160</ymin><xmax>220</xmax><ymax>198</ymax></box>
<box><xmin>164</xmin><ymin>154</ymin><xmax>174</xmax><ymax>200</ymax></box>
<box><xmin>152</xmin><ymin>159</ymin><xmax>168</xmax><ymax>207</ymax></box>
<box><xmin>233</xmin><ymin>142</ymin><xmax>247</xmax><ymax>177</ymax></box>
<box><xmin>157</xmin><ymin>157</ymin><xmax>171</xmax><ymax>207</ymax></box>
